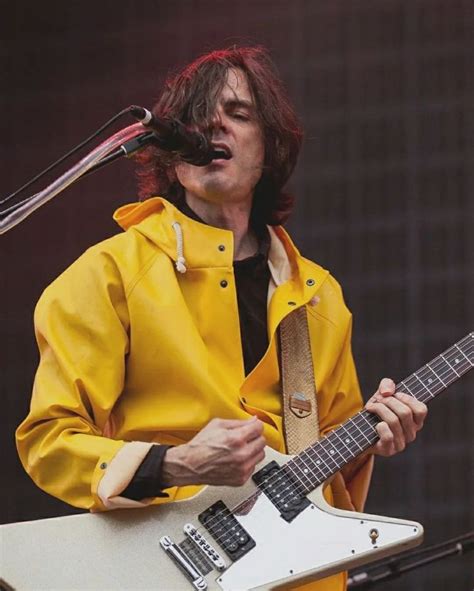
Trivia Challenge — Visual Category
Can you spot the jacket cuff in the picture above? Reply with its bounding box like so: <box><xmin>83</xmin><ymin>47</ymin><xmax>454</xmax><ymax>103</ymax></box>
<box><xmin>96</xmin><ymin>441</ymin><xmax>157</xmax><ymax>510</ymax></box>
<box><xmin>121</xmin><ymin>445</ymin><xmax>172</xmax><ymax>500</ymax></box>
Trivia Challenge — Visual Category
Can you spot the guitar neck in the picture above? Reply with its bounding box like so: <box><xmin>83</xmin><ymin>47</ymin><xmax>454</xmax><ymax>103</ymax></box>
<box><xmin>287</xmin><ymin>332</ymin><xmax>474</xmax><ymax>493</ymax></box>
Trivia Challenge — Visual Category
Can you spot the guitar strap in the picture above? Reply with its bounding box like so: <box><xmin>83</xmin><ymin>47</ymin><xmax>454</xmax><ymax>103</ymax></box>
<box><xmin>279</xmin><ymin>306</ymin><xmax>320</xmax><ymax>454</ymax></box>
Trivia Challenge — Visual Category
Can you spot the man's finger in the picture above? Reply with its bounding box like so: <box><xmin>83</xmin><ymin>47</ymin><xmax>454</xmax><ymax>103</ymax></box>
<box><xmin>246</xmin><ymin>435</ymin><xmax>266</xmax><ymax>458</ymax></box>
<box><xmin>369</xmin><ymin>378</ymin><xmax>396</xmax><ymax>402</ymax></box>
<box><xmin>217</xmin><ymin>416</ymin><xmax>259</xmax><ymax>430</ymax></box>
<box><xmin>236</xmin><ymin>416</ymin><xmax>264</xmax><ymax>441</ymax></box>
<box><xmin>378</xmin><ymin>378</ymin><xmax>396</xmax><ymax>397</ymax></box>
<box><xmin>366</xmin><ymin>400</ymin><xmax>404</xmax><ymax>443</ymax></box>
<box><xmin>375</xmin><ymin>396</ymin><xmax>417</xmax><ymax>442</ymax></box>
<box><xmin>394</xmin><ymin>392</ymin><xmax>428</xmax><ymax>428</ymax></box>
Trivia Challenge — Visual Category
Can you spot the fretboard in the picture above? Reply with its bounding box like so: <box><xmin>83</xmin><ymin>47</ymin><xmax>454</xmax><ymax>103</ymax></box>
<box><xmin>286</xmin><ymin>332</ymin><xmax>474</xmax><ymax>493</ymax></box>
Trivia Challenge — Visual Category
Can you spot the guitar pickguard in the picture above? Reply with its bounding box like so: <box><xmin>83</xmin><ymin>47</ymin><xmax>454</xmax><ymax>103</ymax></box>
<box><xmin>3</xmin><ymin>333</ymin><xmax>471</xmax><ymax>589</ymax></box>
<box><xmin>0</xmin><ymin>447</ymin><xmax>423</xmax><ymax>590</ymax></box>
<box><xmin>217</xmin><ymin>484</ymin><xmax>421</xmax><ymax>590</ymax></box>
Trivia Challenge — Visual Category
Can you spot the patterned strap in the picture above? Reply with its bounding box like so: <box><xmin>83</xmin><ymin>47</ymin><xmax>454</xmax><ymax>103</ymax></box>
<box><xmin>279</xmin><ymin>306</ymin><xmax>320</xmax><ymax>454</ymax></box>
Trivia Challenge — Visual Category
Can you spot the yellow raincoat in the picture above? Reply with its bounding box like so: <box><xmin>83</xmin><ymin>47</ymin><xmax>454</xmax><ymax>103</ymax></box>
<box><xmin>17</xmin><ymin>197</ymin><xmax>373</xmax><ymax>591</ymax></box>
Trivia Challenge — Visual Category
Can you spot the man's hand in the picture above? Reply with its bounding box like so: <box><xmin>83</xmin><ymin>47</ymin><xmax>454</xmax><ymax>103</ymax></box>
<box><xmin>161</xmin><ymin>416</ymin><xmax>266</xmax><ymax>487</ymax></box>
<box><xmin>366</xmin><ymin>378</ymin><xmax>428</xmax><ymax>456</ymax></box>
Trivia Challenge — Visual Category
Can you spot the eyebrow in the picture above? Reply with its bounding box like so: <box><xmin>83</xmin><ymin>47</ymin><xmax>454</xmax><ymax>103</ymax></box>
<box><xmin>223</xmin><ymin>98</ymin><xmax>255</xmax><ymax>112</ymax></box>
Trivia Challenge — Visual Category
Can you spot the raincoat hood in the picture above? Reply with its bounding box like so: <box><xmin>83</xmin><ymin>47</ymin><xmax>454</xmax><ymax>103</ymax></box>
<box><xmin>113</xmin><ymin>196</ymin><xmax>328</xmax><ymax>291</ymax></box>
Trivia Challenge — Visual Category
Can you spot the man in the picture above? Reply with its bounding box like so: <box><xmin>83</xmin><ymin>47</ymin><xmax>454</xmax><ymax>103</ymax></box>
<box><xmin>16</xmin><ymin>47</ymin><xmax>427</xmax><ymax>590</ymax></box>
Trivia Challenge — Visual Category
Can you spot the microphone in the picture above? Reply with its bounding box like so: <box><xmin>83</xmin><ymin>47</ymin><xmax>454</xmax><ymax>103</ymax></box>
<box><xmin>129</xmin><ymin>105</ymin><xmax>217</xmax><ymax>166</ymax></box>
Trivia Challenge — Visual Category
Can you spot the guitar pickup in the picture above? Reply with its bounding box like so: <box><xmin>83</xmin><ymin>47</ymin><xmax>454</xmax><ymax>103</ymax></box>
<box><xmin>252</xmin><ymin>460</ymin><xmax>310</xmax><ymax>523</ymax></box>
<box><xmin>198</xmin><ymin>500</ymin><xmax>256</xmax><ymax>561</ymax></box>
<box><xmin>159</xmin><ymin>535</ymin><xmax>208</xmax><ymax>590</ymax></box>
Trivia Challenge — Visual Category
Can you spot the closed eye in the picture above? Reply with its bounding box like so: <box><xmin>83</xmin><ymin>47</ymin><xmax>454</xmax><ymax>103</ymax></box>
<box><xmin>232</xmin><ymin>112</ymin><xmax>250</xmax><ymax>121</ymax></box>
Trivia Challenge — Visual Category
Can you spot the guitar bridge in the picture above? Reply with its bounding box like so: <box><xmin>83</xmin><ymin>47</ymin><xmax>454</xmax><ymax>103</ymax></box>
<box><xmin>159</xmin><ymin>535</ymin><xmax>208</xmax><ymax>590</ymax></box>
<box><xmin>184</xmin><ymin>523</ymin><xmax>226</xmax><ymax>571</ymax></box>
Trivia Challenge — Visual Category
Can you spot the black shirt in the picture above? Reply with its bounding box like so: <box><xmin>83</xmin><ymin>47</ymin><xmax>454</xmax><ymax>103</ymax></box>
<box><xmin>121</xmin><ymin>200</ymin><xmax>271</xmax><ymax>500</ymax></box>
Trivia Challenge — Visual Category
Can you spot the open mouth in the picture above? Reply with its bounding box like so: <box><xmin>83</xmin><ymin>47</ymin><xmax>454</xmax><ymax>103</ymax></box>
<box><xmin>211</xmin><ymin>144</ymin><xmax>232</xmax><ymax>160</ymax></box>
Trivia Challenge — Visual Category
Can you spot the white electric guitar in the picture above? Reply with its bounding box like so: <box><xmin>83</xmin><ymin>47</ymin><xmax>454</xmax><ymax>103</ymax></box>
<box><xmin>1</xmin><ymin>333</ymin><xmax>472</xmax><ymax>590</ymax></box>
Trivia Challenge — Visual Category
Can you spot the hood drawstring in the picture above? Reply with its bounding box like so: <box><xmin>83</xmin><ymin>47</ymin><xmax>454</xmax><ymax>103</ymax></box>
<box><xmin>171</xmin><ymin>222</ymin><xmax>187</xmax><ymax>273</ymax></box>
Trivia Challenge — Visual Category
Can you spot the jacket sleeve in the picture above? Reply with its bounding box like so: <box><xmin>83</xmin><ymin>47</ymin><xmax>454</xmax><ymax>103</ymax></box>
<box><xmin>318</xmin><ymin>314</ymin><xmax>374</xmax><ymax>513</ymax></box>
<box><xmin>15</xmin><ymin>248</ymin><xmax>159</xmax><ymax>511</ymax></box>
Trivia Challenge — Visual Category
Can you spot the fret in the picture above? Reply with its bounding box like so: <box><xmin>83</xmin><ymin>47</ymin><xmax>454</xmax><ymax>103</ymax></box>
<box><xmin>300</xmin><ymin>446</ymin><xmax>332</xmax><ymax>480</ymax></box>
<box><xmin>332</xmin><ymin>430</ymin><xmax>357</xmax><ymax>461</ymax></box>
<box><xmin>418</xmin><ymin>364</ymin><xmax>445</xmax><ymax>393</ymax></box>
<box><xmin>283</xmin><ymin>333</ymin><xmax>473</xmax><ymax>499</ymax></box>
<box><xmin>339</xmin><ymin>424</ymin><xmax>364</xmax><ymax>452</ymax></box>
<box><xmin>443</xmin><ymin>345</ymin><xmax>470</xmax><ymax>370</ymax></box>
<box><xmin>284</xmin><ymin>461</ymin><xmax>308</xmax><ymax>491</ymax></box>
<box><xmin>293</xmin><ymin>454</ymin><xmax>322</xmax><ymax>489</ymax></box>
<box><xmin>317</xmin><ymin>443</ymin><xmax>340</xmax><ymax>471</ymax></box>
<box><xmin>297</xmin><ymin>458</ymin><xmax>319</xmax><ymax>489</ymax></box>
<box><xmin>441</xmin><ymin>353</ymin><xmax>462</xmax><ymax>377</ymax></box>
<box><xmin>312</xmin><ymin>454</ymin><xmax>332</xmax><ymax>475</ymax></box>
<box><xmin>302</xmin><ymin>453</ymin><xmax>328</xmax><ymax>483</ymax></box>
<box><xmin>357</xmin><ymin>413</ymin><xmax>379</xmax><ymax>438</ymax></box>
<box><xmin>411</xmin><ymin>373</ymin><xmax>433</xmax><ymax>401</ymax></box>
<box><xmin>399</xmin><ymin>379</ymin><xmax>417</xmax><ymax>397</ymax></box>
<box><xmin>348</xmin><ymin>418</ymin><xmax>372</xmax><ymax>446</ymax></box>
<box><xmin>321</xmin><ymin>437</ymin><xmax>346</xmax><ymax>467</ymax></box>
<box><xmin>453</xmin><ymin>344</ymin><xmax>472</xmax><ymax>367</ymax></box>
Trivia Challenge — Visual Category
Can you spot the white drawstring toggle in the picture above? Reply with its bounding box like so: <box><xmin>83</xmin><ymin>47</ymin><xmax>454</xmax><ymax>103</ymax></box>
<box><xmin>171</xmin><ymin>221</ymin><xmax>187</xmax><ymax>273</ymax></box>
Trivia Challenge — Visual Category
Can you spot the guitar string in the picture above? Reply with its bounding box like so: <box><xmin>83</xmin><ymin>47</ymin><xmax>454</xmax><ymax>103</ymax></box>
<box><xmin>224</xmin><ymin>334</ymin><xmax>474</xmax><ymax>513</ymax></box>
<box><xmin>193</xmin><ymin>335</ymin><xmax>473</xmax><ymax>553</ymax></box>
<box><xmin>277</xmin><ymin>339</ymin><xmax>474</xmax><ymax>522</ymax></box>
<box><xmin>201</xmin><ymin>345</ymin><xmax>474</xmax><ymax>553</ymax></box>
<box><xmin>284</xmin><ymin>338</ymin><xmax>474</xmax><ymax>494</ymax></box>
<box><xmin>201</xmin><ymin>373</ymin><xmax>473</xmax><ymax>552</ymax></box>
<box><xmin>245</xmin><ymin>336</ymin><xmax>474</xmax><ymax>504</ymax></box>
<box><xmin>196</xmin><ymin>337</ymin><xmax>473</xmax><ymax>550</ymax></box>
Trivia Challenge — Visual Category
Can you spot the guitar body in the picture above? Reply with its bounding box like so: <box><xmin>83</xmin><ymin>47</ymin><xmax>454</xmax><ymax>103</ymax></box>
<box><xmin>1</xmin><ymin>447</ymin><xmax>422</xmax><ymax>591</ymax></box>
<box><xmin>5</xmin><ymin>334</ymin><xmax>472</xmax><ymax>589</ymax></box>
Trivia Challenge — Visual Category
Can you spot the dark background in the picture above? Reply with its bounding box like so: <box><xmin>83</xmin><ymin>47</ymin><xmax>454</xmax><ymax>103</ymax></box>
<box><xmin>1</xmin><ymin>1</ymin><xmax>473</xmax><ymax>590</ymax></box>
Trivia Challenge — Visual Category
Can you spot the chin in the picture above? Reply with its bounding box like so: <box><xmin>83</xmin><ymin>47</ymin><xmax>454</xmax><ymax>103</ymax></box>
<box><xmin>200</xmin><ymin>176</ymin><xmax>236</xmax><ymax>199</ymax></box>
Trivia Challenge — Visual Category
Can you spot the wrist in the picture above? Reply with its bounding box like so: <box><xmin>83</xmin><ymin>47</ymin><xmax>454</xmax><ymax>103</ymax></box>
<box><xmin>161</xmin><ymin>444</ymin><xmax>192</xmax><ymax>488</ymax></box>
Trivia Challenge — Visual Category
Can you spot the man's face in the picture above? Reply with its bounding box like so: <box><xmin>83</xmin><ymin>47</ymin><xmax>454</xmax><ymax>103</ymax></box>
<box><xmin>175</xmin><ymin>68</ymin><xmax>265</xmax><ymax>207</ymax></box>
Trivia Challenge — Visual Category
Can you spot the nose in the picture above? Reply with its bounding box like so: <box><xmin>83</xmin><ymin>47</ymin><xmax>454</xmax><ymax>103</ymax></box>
<box><xmin>209</xmin><ymin>107</ymin><xmax>228</xmax><ymax>135</ymax></box>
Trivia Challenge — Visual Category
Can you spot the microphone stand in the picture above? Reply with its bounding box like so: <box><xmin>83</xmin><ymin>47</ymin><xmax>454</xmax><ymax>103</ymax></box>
<box><xmin>80</xmin><ymin>131</ymin><xmax>157</xmax><ymax>178</ymax></box>
<box><xmin>347</xmin><ymin>531</ymin><xmax>474</xmax><ymax>588</ymax></box>
<box><xmin>0</xmin><ymin>125</ymin><xmax>155</xmax><ymax>235</ymax></box>
<box><xmin>0</xmin><ymin>105</ymin><xmax>217</xmax><ymax>235</ymax></box>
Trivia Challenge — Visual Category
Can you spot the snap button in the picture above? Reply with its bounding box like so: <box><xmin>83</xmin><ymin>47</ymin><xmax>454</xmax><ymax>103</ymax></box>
<box><xmin>288</xmin><ymin>301</ymin><xmax>297</xmax><ymax>306</ymax></box>
<box><xmin>218</xmin><ymin>244</ymin><xmax>226</xmax><ymax>252</ymax></box>
<box><xmin>306</xmin><ymin>278</ymin><xmax>315</xmax><ymax>286</ymax></box>
<box><xmin>100</xmin><ymin>462</ymin><xmax>107</xmax><ymax>470</ymax></box>
<box><xmin>220</xmin><ymin>280</ymin><xmax>228</xmax><ymax>288</ymax></box>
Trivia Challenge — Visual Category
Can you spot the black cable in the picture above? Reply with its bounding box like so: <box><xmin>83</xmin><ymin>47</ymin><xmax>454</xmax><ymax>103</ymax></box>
<box><xmin>0</xmin><ymin>106</ymin><xmax>134</xmax><ymax>209</ymax></box>
<box><xmin>0</xmin><ymin>131</ymin><xmax>156</xmax><ymax>220</ymax></box>
<box><xmin>348</xmin><ymin>531</ymin><xmax>474</xmax><ymax>589</ymax></box>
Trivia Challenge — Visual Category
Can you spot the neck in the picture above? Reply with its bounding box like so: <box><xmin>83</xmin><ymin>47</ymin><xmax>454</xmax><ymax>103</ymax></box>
<box><xmin>185</xmin><ymin>193</ymin><xmax>258</xmax><ymax>260</ymax></box>
<box><xmin>285</xmin><ymin>332</ymin><xmax>473</xmax><ymax>494</ymax></box>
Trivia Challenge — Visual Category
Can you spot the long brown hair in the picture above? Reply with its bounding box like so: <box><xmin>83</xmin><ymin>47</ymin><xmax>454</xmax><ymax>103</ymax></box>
<box><xmin>136</xmin><ymin>46</ymin><xmax>302</xmax><ymax>225</ymax></box>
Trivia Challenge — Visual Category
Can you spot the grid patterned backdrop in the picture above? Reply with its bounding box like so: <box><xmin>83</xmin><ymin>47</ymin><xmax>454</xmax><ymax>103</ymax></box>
<box><xmin>1</xmin><ymin>2</ymin><xmax>473</xmax><ymax>590</ymax></box>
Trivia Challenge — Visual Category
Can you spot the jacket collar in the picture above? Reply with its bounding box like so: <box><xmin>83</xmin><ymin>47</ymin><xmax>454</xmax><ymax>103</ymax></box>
<box><xmin>113</xmin><ymin>197</ymin><xmax>328</xmax><ymax>296</ymax></box>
